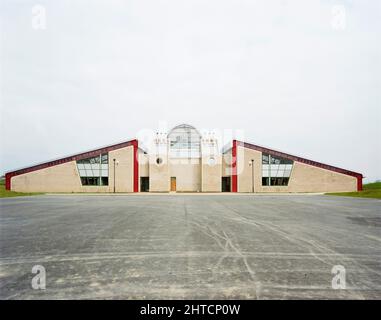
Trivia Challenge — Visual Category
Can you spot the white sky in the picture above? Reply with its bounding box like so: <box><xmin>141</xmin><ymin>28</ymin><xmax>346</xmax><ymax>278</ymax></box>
<box><xmin>0</xmin><ymin>0</ymin><xmax>380</xmax><ymax>182</ymax></box>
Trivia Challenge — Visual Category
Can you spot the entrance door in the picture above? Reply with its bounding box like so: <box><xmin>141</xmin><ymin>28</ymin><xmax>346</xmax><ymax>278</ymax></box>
<box><xmin>222</xmin><ymin>177</ymin><xmax>231</xmax><ymax>192</ymax></box>
<box><xmin>140</xmin><ymin>177</ymin><xmax>149</xmax><ymax>192</ymax></box>
<box><xmin>170</xmin><ymin>177</ymin><xmax>176</xmax><ymax>191</ymax></box>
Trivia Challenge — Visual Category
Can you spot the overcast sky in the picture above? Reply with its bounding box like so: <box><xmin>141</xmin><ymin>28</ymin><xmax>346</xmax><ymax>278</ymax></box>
<box><xmin>0</xmin><ymin>0</ymin><xmax>380</xmax><ymax>182</ymax></box>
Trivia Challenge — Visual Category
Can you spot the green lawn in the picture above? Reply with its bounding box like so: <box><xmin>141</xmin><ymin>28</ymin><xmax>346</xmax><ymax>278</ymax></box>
<box><xmin>0</xmin><ymin>180</ymin><xmax>44</xmax><ymax>198</ymax></box>
<box><xmin>326</xmin><ymin>182</ymin><xmax>381</xmax><ymax>199</ymax></box>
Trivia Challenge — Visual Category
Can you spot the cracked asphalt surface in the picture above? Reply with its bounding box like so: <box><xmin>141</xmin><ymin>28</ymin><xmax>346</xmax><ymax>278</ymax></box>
<box><xmin>0</xmin><ymin>194</ymin><xmax>380</xmax><ymax>299</ymax></box>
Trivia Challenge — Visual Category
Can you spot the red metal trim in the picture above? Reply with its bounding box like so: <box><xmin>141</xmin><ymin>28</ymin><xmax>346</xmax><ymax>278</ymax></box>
<box><xmin>357</xmin><ymin>176</ymin><xmax>363</xmax><ymax>191</ymax></box>
<box><xmin>5</xmin><ymin>139</ymin><xmax>137</xmax><ymax>191</ymax></box>
<box><xmin>237</xmin><ymin>140</ymin><xmax>363</xmax><ymax>186</ymax></box>
<box><xmin>232</xmin><ymin>140</ymin><xmax>238</xmax><ymax>192</ymax></box>
<box><xmin>133</xmin><ymin>140</ymin><xmax>139</xmax><ymax>192</ymax></box>
<box><xmin>5</xmin><ymin>172</ymin><xmax>12</xmax><ymax>190</ymax></box>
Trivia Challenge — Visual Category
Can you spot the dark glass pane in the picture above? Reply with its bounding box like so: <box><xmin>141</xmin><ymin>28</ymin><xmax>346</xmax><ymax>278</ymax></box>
<box><xmin>90</xmin><ymin>156</ymin><xmax>100</xmax><ymax>164</ymax></box>
<box><xmin>77</xmin><ymin>155</ymin><xmax>103</xmax><ymax>166</ymax></box>
<box><xmin>262</xmin><ymin>177</ymin><xmax>269</xmax><ymax>186</ymax></box>
<box><xmin>101</xmin><ymin>177</ymin><xmax>108</xmax><ymax>186</ymax></box>
<box><xmin>81</xmin><ymin>177</ymin><xmax>99</xmax><ymax>185</ymax></box>
<box><xmin>262</xmin><ymin>154</ymin><xmax>269</xmax><ymax>164</ymax></box>
<box><xmin>101</xmin><ymin>153</ymin><xmax>108</xmax><ymax>164</ymax></box>
<box><xmin>280</xmin><ymin>158</ymin><xmax>293</xmax><ymax>164</ymax></box>
<box><xmin>268</xmin><ymin>154</ymin><xmax>293</xmax><ymax>165</ymax></box>
<box><xmin>269</xmin><ymin>177</ymin><xmax>290</xmax><ymax>186</ymax></box>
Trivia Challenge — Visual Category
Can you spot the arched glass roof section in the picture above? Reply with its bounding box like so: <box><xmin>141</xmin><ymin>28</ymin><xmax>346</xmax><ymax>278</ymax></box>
<box><xmin>168</xmin><ymin>124</ymin><xmax>201</xmax><ymax>158</ymax></box>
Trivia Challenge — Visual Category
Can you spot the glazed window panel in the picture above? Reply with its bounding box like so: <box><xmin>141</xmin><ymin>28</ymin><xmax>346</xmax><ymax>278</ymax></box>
<box><xmin>262</xmin><ymin>154</ymin><xmax>269</xmax><ymax>164</ymax></box>
<box><xmin>168</xmin><ymin>124</ymin><xmax>201</xmax><ymax>158</ymax></box>
<box><xmin>101</xmin><ymin>154</ymin><xmax>108</xmax><ymax>164</ymax></box>
<box><xmin>81</xmin><ymin>177</ymin><xmax>100</xmax><ymax>186</ymax></box>
<box><xmin>262</xmin><ymin>153</ymin><xmax>293</xmax><ymax>185</ymax></box>
<box><xmin>85</xmin><ymin>169</ymin><xmax>94</xmax><ymax>177</ymax></box>
<box><xmin>271</xmin><ymin>157</ymin><xmax>281</xmax><ymax>165</ymax></box>
<box><xmin>284</xmin><ymin>170</ymin><xmax>292</xmax><ymax>177</ymax></box>
<box><xmin>90</xmin><ymin>157</ymin><xmax>100</xmax><ymax>164</ymax></box>
<box><xmin>77</xmin><ymin>154</ymin><xmax>109</xmax><ymax>186</ymax></box>
<box><xmin>271</xmin><ymin>169</ymin><xmax>279</xmax><ymax>177</ymax></box>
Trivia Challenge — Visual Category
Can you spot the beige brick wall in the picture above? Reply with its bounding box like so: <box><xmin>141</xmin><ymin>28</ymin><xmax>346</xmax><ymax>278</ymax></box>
<box><xmin>149</xmin><ymin>154</ymin><xmax>170</xmax><ymax>192</ymax></box>
<box><xmin>139</xmin><ymin>151</ymin><xmax>149</xmax><ymax>177</ymax></box>
<box><xmin>11</xmin><ymin>145</ymin><xmax>134</xmax><ymax>193</ymax></box>
<box><xmin>237</xmin><ymin>147</ymin><xmax>262</xmax><ymax>193</ymax></box>
<box><xmin>285</xmin><ymin>162</ymin><xmax>357</xmax><ymax>192</ymax></box>
<box><xmin>170</xmin><ymin>158</ymin><xmax>201</xmax><ymax>192</ymax></box>
<box><xmin>12</xmin><ymin>143</ymin><xmax>356</xmax><ymax>194</ymax></box>
<box><xmin>12</xmin><ymin>161</ymin><xmax>88</xmax><ymax>193</ymax></box>
<box><xmin>237</xmin><ymin>146</ymin><xmax>357</xmax><ymax>193</ymax></box>
<box><xmin>201</xmin><ymin>156</ymin><xmax>222</xmax><ymax>192</ymax></box>
<box><xmin>109</xmin><ymin>146</ymin><xmax>134</xmax><ymax>192</ymax></box>
<box><xmin>138</xmin><ymin>150</ymin><xmax>149</xmax><ymax>191</ymax></box>
<box><xmin>222</xmin><ymin>151</ymin><xmax>232</xmax><ymax>177</ymax></box>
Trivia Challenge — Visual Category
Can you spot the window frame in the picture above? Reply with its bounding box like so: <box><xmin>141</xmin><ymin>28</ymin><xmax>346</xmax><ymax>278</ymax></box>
<box><xmin>262</xmin><ymin>153</ymin><xmax>293</xmax><ymax>186</ymax></box>
<box><xmin>77</xmin><ymin>153</ymin><xmax>109</xmax><ymax>186</ymax></box>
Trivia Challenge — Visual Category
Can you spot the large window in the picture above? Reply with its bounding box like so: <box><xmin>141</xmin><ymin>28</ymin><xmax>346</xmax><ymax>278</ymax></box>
<box><xmin>168</xmin><ymin>124</ymin><xmax>201</xmax><ymax>158</ymax></box>
<box><xmin>262</xmin><ymin>153</ymin><xmax>293</xmax><ymax>186</ymax></box>
<box><xmin>76</xmin><ymin>153</ymin><xmax>109</xmax><ymax>186</ymax></box>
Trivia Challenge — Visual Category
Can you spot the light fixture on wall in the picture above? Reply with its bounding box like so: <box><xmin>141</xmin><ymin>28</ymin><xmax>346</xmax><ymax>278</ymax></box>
<box><xmin>249</xmin><ymin>159</ymin><xmax>255</xmax><ymax>193</ymax></box>
<box><xmin>113</xmin><ymin>159</ymin><xmax>119</xmax><ymax>193</ymax></box>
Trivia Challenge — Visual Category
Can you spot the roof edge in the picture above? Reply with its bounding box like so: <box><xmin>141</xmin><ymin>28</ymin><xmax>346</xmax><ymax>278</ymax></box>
<box><xmin>236</xmin><ymin>140</ymin><xmax>363</xmax><ymax>179</ymax></box>
<box><xmin>5</xmin><ymin>139</ymin><xmax>138</xmax><ymax>190</ymax></box>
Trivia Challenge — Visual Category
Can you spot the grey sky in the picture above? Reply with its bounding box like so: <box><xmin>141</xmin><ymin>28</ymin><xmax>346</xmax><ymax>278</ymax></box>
<box><xmin>0</xmin><ymin>0</ymin><xmax>380</xmax><ymax>182</ymax></box>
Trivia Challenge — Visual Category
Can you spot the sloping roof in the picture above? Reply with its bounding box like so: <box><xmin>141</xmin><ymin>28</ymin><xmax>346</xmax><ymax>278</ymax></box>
<box><xmin>167</xmin><ymin>123</ymin><xmax>201</xmax><ymax>137</ymax></box>
<box><xmin>236</xmin><ymin>140</ymin><xmax>362</xmax><ymax>179</ymax></box>
<box><xmin>5</xmin><ymin>139</ymin><xmax>137</xmax><ymax>190</ymax></box>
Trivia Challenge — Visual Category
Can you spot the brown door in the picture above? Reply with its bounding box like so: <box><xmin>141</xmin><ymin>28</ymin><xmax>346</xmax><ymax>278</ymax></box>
<box><xmin>170</xmin><ymin>177</ymin><xmax>176</xmax><ymax>191</ymax></box>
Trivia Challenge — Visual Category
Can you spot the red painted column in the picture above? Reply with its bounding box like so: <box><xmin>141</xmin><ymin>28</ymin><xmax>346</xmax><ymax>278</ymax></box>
<box><xmin>232</xmin><ymin>140</ymin><xmax>238</xmax><ymax>192</ymax></box>
<box><xmin>133</xmin><ymin>140</ymin><xmax>139</xmax><ymax>192</ymax></box>
<box><xmin>5</xmin><ymin>172</ymin><xmax>13</xmax><ymax>190</ymax></box>
<box><xmin>357</xmin><ymin>175</ymin><xmax>363</xmax><ymax>191</ymax></box>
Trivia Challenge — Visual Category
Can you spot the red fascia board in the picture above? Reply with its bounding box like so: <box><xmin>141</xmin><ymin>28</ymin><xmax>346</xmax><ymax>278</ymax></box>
<box><xmin>237</xmin><ymin>140</ymin><xmax>363</xmax><ymax>191</ymax></box>
<box><xmin>5</xmin><ymin>139</ymin><xmax>137</xmax><ymax>190</ymax></box>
